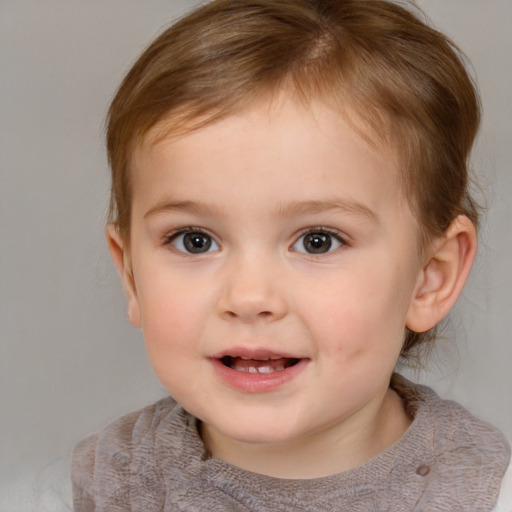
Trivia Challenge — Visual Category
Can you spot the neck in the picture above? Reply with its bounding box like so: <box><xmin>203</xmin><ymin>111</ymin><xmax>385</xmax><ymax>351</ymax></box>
<box><xmin>200</xmin><ymin>387</ymin><xmax>412</xmax><ymax>479</ymax></box>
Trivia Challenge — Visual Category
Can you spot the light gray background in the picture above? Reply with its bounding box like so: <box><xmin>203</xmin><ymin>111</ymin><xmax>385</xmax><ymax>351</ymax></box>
<box><xmin>1</xmin><ymin>0</ymin><xmax>511</xmax><ymax>504</ymax></box>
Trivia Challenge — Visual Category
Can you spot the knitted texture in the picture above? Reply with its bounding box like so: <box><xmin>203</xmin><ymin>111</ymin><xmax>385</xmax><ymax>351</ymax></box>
<box><xmin>72</xmin><ymin>375</ymin><xmax>510</xmax><ymax>511</ymax></box>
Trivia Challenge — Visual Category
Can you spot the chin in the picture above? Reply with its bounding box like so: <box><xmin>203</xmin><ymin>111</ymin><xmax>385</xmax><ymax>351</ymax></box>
<box><xmin>212</xmin><ymin>416</ymin><xmax>305</xmax><ymax>447</ymax></box>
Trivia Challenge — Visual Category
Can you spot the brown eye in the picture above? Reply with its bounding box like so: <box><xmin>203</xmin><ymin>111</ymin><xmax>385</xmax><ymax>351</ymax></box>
<box><xmin>292</xmin><ymin>230</ymin><xmax>343</xmax><ymax>254</ymax></box>
<box><xmin>183</xmin><ymin>233</ymin><xmax>212</xmax><ymax>253</ymax></box>
<box><xmin>170</xmin><ymin>231</ymin><xmax>219</xmax><ymax>254</ymax></box>
<box><xmin>303</xmin><ymin>233</ymin><xmax>332</xmax><ymax>253</ymax></box>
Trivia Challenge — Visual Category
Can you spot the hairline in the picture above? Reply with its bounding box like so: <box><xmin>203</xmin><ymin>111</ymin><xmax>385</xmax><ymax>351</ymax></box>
<box><xmin>121</xmin><ymin>85</ymin><xmax>428</xmax><ymax>260</ymax></box>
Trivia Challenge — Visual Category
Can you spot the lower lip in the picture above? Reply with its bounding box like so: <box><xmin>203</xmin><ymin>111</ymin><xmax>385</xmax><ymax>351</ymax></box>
<box><xmin>209</xmin><ymin>358</ymin><xmax>309</xmax><ymax>393</ymax></box>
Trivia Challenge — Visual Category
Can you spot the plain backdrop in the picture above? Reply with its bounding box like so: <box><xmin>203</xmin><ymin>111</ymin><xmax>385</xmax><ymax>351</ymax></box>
<box><xmin>1</xmin><ymin>0</ymin><xmax>511</xmax><ymax>505</ymax></box>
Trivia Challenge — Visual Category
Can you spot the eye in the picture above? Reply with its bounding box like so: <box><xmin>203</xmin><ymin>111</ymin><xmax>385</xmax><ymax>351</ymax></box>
<box><xmin>292</xmin><ymin>230</ymin><xmax>344</xmax><ymax>254</ymax></box>
<box><xmin>168</xmin><ymin>230</ymin><xmax>219</xmax><ymax>254</ymax></box>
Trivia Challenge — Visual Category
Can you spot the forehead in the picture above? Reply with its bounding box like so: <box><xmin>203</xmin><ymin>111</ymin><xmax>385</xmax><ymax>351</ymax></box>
<box><xmin>136</xmin><ymin>92</ymin><xmax>397</xmax><ymax>172</ymax></box>
<box><xmin>140</xmin><ymin>85</ymin><xmax>394</xmax><ymax>153</ymax></box>
<box><xmin>130</xmin><ymin>95</ymin><xmax>408</xmax><ymax>221</ymax></box>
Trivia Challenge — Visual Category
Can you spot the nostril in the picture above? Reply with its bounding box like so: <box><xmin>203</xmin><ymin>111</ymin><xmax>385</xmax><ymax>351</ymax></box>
<box><xmin>222</xmin><ymin>309</ymin><xmax>275</xmax><ymax>321</ymax></box>
<box><xmin>217</xmin><ymin>292</ymin><xmax>287</xmax><ymax>322</ymax></box>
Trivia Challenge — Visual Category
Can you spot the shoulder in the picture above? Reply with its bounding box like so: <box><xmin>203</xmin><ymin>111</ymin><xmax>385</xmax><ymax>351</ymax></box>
<box><xmin>493</xmin><ymin>459</ymin><xmax>512</xmax><ymax>512</ymax></box>
<box><xmin>394</xmin><ymin>374</ymin><xmax>510</xmax><ymax>467</ymax></box>
<box><xmin>72</xmin><ymin>396</ymin><xmax>182</xmax><ymax>511</ymax></box>
<box><xmin>393</xmin><ymin>374</ymin><xmax>511</xmax><ymax>510</ymax></box>
<box><xmin>72</xmin><ymin>395</ymin><xmax>180</xmax><ymax>467</ymax></box>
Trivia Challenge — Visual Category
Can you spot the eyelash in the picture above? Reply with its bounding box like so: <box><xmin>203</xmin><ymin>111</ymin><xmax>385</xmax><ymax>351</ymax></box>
<box><xmin>163</xmin><ymin>227</ymin><xmax>210</xmax><ymax>243</ymax></box>
<box><xmin>161</xmin><ymin>226</ymin><xmax>349</xmax><ymax>255</ymax></box>
<box><xmin>292</xmin><ymin>227</ymin><xmax>348</xmax><ymax>254</ymax></box>
<box><xmin>162</xmin><ymin>227</ymin><xmax>220</xmax><ymax>254</ymax></box>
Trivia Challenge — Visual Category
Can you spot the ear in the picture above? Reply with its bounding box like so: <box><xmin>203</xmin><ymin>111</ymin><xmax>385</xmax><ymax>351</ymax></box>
<box><xmin>105</xmin><ymin>224</ymin><xmax>141</xmax><ymax>328</ymax></box>
<box><xmin>406</xmin><ymin>215</ymin><xmax>477</xmax><ymax>333</ymax></box>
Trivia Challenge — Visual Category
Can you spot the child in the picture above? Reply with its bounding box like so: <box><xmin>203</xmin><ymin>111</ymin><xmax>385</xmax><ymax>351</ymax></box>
<box><xmin>72</xmin><ymin>0</ymin><xmax>511</xmax><ymax>509</ymax></box>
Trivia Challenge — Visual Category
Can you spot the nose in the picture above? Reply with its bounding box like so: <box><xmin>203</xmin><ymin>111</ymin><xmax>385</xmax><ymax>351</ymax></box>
<box><xmin>216</xmin><ymin>253</ymin><xmax>288</xmax><ymax>323</ymax></box>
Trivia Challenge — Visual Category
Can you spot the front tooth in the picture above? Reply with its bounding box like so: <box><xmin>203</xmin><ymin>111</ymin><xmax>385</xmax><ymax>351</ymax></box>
<box><xmin>257</xmin><ymin>366</ymin><xmax>273</xmax><ymax>374</ymax></box>
<box><xmin>248</xmin><ymin>367</ymin><xmax>257</xmax><ymax>373</ymax></box>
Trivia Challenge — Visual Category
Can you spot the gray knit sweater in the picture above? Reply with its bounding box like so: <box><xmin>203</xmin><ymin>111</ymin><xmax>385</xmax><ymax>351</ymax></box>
<box><xmin>72</xmin><ymin>375</ymin><xmax>510</xmax><ymax>511</ymax></box>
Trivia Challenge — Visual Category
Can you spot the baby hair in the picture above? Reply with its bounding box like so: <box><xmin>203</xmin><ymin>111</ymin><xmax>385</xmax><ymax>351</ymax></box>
<box><xmin>106</xmin><ymin>0</ymin><xmax>480</xmax><ymax>361</ymax></box>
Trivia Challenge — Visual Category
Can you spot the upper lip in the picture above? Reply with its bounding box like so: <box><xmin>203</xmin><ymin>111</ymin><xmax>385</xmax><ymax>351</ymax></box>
<box><xmin>210</xmin><ymin>347</ymin><xmax>304</xmax><ymax>360</ymax></box>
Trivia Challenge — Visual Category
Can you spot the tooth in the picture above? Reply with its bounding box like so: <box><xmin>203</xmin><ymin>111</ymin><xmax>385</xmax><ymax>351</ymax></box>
<box><xmin>231</xmin><ymin>363</ymin><xmax>289</xmax><ymax>373</ymax></box>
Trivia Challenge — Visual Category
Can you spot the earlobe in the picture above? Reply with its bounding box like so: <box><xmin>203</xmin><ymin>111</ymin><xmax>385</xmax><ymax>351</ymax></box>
<box><xmin>105</xmin><ymin>224</ymin><xmax>142</xmax><ymax>328</ymax></box>
<box><xmin>406</xmin><ymin>215</ymin><xmax>477</xmax><ymax>333</ymax></box>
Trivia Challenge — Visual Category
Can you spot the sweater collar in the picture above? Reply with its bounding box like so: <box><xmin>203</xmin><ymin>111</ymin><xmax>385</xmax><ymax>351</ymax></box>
<box><xmin>160</xmin><ymin>375</ymin><xmax>510</xmax><ymax>510</ymax></box>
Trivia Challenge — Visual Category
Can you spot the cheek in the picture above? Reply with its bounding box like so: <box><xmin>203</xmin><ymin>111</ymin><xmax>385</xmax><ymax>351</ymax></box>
<box><xmin>136</xmin><ymin>274</ymin><xmax>211</xmax><ymax>357</ymax></box>
<box><xmin>304</xmin><ymin>269</ymin><xmax>410</xmax><ymax>359</ymax></box>
<box><xmin>139</xmin><ymin>288</ymin><xmax>206</xmax><ymax>396</ymax></box>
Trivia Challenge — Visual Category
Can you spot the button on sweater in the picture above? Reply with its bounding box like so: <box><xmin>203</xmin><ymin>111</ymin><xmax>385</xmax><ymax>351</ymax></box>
<box><xmin>72</xmin><ymin>375</ymin><xmax>510</xmax><ymax>511</ymax></box>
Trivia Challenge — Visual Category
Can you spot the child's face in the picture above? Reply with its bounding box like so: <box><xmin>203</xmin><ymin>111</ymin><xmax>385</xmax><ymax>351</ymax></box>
<box><xmin>121</xmin><ymin>96</ymin><xmax>426</xmax><ymax>456</ymax></box>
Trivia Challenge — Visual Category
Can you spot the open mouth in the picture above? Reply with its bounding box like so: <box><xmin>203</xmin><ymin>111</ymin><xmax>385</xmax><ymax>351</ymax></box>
<box><xmin>220</xmin><ymin>356</ymin><xmax>300</xmax><ymax>374</ymax></box>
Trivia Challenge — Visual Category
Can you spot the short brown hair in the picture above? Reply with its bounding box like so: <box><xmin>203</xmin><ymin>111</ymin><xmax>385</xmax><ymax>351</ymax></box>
<box><xmin>106</xmin><ymin>0</ymin><xmax>480</xmax><ymax>360</ymax></box>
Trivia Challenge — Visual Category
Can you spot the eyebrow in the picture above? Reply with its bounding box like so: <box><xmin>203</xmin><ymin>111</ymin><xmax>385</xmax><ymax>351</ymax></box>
<box><xmin>144</xmin><ymin>198</ymin><xmax>378</xmax><ymax>224</ymax></box>
<box><xmin>144</xmin><ymin>200</ymin><xmax>226</xmax><ymax>219</ymax></box>
<box><xmin>276</xmin><ymin>199</ymin><xmax>379</xmax><ymax>224</ymax></box>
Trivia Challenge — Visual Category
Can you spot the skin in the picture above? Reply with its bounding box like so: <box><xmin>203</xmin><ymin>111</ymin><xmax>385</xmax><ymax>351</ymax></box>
<box><xmin>108</xmin><ymin>94</ymin><xmax>477</xmax><ymax>479</ymax></box>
